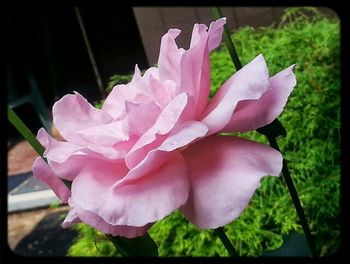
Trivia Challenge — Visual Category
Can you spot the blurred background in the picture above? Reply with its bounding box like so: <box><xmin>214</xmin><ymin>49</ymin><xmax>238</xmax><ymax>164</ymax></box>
<box><xmin>6</xmin><ymin>6</ymin><xmax>339</xmax><ymax>257</ymax></box>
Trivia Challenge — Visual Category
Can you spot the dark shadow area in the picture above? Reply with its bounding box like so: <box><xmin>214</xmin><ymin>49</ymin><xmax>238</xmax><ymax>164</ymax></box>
<box><xmin>7</xmin><ymin>6</ymin><xmax>148</xmax><ymax>134</ymax></box>
<box><xmin>13</xmin><ymin>210</ymin><xmax>77</xmax><ymax>256</ymax></box>
<box><xmin>7</xmin><ymin>103</ymin><xmax>48</xmax><ymax>142</ymax></box>
<box><xmin>78</xmin><ymin>7</ymin><xmax>149</xmax><ymax>82</ymax></box>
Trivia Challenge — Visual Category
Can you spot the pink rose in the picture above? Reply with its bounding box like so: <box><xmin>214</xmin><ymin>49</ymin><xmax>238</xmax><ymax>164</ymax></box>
<box><xmin>33</xmin><ymin>18</ymin><xmax>296</xmax><ymax>238</ymax></box>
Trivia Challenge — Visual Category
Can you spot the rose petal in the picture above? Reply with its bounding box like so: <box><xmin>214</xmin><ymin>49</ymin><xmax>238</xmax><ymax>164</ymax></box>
<box><xmin>52</xmin><ymin>93</ymin><xmax>130</xmax><ymax>158</ymax></box>
<box><xmin>180</xmin><ymin>23</ymin><xmax>210</xmax><ymax>118</ymax></box>
<box><xmin>148</xmin><ymin>75</ymin><xmax>176</xmax><ymax>108</ymax></box>
<box><xmin>222</xmin><ymin>65</ymin><xmax>297</xmax><ymax>132</ymax></box>
<box><xmin>37</xmin><ymin>127</ymin><xmax>50</xmax><ymax>147</ymax></box>
<box><xmin>53</xmin><ymin>92</ymin><xmax>113</xmax><ymax>142</ymax></box>
<box><xmin>207</xmin><ymin>17</ymin><xmax>226</xmax><ymax>51</ymax></box>
<box><xmin>38</xmin><ymin>128</ymin><xmax>88</xmax><ymax>164</ymax></box>
<box><xmin>103</xmin><ymin>67</ymin><xmax>165</xmax><ymax>123</ymax></box>
<box><xmin>157</xmin><ymin>121</ymin><xmax>208</xmax><ymax>152</ymax></box>
<box><xmin>77</xmin><ymin>120</ymin><xmax>129</xmax><ymax>146</ymax></box>
<box><xmin>102</xmin><ymin>84</ymin><xmax>129</xmax><ymax>118</ymax></box>
<box><xmin>200</xmin><ymin>54</ymin><xmax>270</xmax><ymax>135</ymax></box>
<box><xmin>62</xmin><ymin>207</ymin><xmax>81</xmax><ymax>227</ymax></box>
<box><xmin>189</xmin><ymin>24</ymin><xmax>208</xmax><ymax>48</ymax></box>
<box><xmin>181</xmin><ymin>135</ymin><xmax>282</xmax><ymax>229</ymax></box>
<box><xmin>37</xmin><ymin>128</ymin><xmax>129</xmax><ymax>181</ymax></box>
<box><xmin>32</xmin><ymin>157</ymin><xmax>71</xmax><ymax>203</ymax></box>
<box><xmin>125</xmin><ymin>92</ymin><xmax>191</xmax><ymax>169</ymax></box>
<box><xmin>125</xmin><ymin>100</ymin><xmax>161</xmax><ymax>136</ymax></box>
<box><xmin>116</xmin><ymin>121</ymin><xmax>208</xmax><ymax>188</ymax></box>
<box><xmin>114</xmin><ymin>150</ymin><xmax>175</xmax><ymax>189</ymax></box>
<box><xmin>76</xmin><ymin>209</ymin><xmax>151</xmax><ymax>238</ymax></box>
<box><xmin>157</xmin><ymin>28</ymin><xmax>182</xmax><ymax>85</ymax></box>
<box><xmin>131</xmin><ymin>64</ymin><xmax>142</xmax><ymax>82</ymax></box>
<box><xmin>71</xmin><ymin>151</ymin><xmax>189</xmax><ymax>227</ymax></box>
<box><xmin>37</xmin><ymin>128</ymin><xmax>92</xmax><ymax>180</ymax></box>
<box><xmin>63</xmin><ymin>199</ymin><xmax>151</xmax><ymax>238</ymax></box>
<box><xmin>53</xmin><ymin>91</ymin><xmax>153</xmax><ymax>152</ymax></box>
<box><xmin>102</xmin><ymin>80</ymin><xmax>151</xmax><ymax>119</ymax></box>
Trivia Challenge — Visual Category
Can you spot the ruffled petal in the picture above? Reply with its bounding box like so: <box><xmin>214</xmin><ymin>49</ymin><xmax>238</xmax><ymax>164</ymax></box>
<box><xmin>103</xmin><ymin>66</ymin><xmax>170</xmax><ymax>125</ymax></box>
<box><xmin>180</xmin><ymin>23</ymin><xmax>210</xmax><ymax>118</ymax></box>
<box><xmin>126</xmin><ymin>92</ymin><xmax>191</xmax><ymax>169</ymax></box>
<box><xmin>207</xmin><ymin>17</ymin><xmax>226</xmax><ymax>51</ymax></box>
<box><xmin>102</xmin><ymin>80</ymin><xmax>151</xmax><ymax>119</ymax></box>
<box><xmin>201</xmin><ymin>54</ymin><xmax>270</xmax><ymax>135</ymax></box>
<box><xmin>37</xmin><ymin>128</ymin><xmax>128</xmax><ymax>181</ymax></box>
<box><xmin>178</xmin><ymin>18</ymin><xmax>226</xmax><ymax>119</ymax></box>
<box><xmin>189</xmin><ymin>24</ymin><xmax>208</xmax><ymax>48</ymax></box>
<box><xmin>102</xmin><ymin>84</ymin><xmax>129</xmax><ymax>118</ymax></box>
<box><xmin>181</xmin><ymin>135</ymin><xmax>282</xmax><ymax>229</ymax></box>
<box><xmin>63</xmin><ymin>199</ymin><xmax>151</xmax><ymax>238</ymax></box>
<box><xmin>131</xmin><ymin>64</ymin><xmax>142</xmax><ymax>82</ymax></box>
<box><xmin>101</xmin><ymin>65</ymin><xmax>157</xmax><ymax>120</ymax></box>
<box><xmin>125</xmin><ymin>100</ymin><xmax>161</xmax><ymax>136</ymax></box>
<box><xmin>32</xmin><ymin>157</ymin><xmax>71</xmax><ymax>203</ymax></box>
<box><xmin>37</xmin><ymin>128</ymin><xmax>81</xmax><ymax>164</ymax></box>
<box><xmin>222</xmin><ymin>65</ymin><xmax>297</xmax><ymax>132</ymax></box>
<box><xmin>148</xmin><ymin>75</ymin><xmax>176</xmax><ymax>108</ymax></box>
<box><xmin>157</xmin><ymin>28</ymin><xmax>182</xmax><ymax>85</ymax></box>
<box><xmin>71</xmin><ymin>151</ymin><xmax>189</xmax><ymax>227</ymax></box>
<box><xmin>116</xmin><ymin>121</ymin><xmax>208</xmax><ymax>187</ymax></box>
<box><xmin>37</xmin><ymin>128</ymin><xmax>89</xmax><ymax>180</ymax></box>
<box><xmin>61</xmin><ymin>207</ymin><xmax>81</xmax><ymax>227</ymax></box>
<box><xmin>76</xmin><ymin>120</ymin><xmax>129</xmax><ymax>146</ymax></box>
<box><xmin>53</xmin><ymin>92</ymin><xmax>113</xmax><ymax>142</ymax></box>
<box><xmin>157</xmin><ymin>121</ymin><xmax>208</xmax><ymax>152</ymax></box>
<box><xmin>52</xmin><ymin>93</ymin><xmax>132</xmax><ymax>159</ymax></box>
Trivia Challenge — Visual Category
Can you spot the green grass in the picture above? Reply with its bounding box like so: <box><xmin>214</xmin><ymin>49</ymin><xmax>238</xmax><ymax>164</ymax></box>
<box><xmin>68</xmin><ymin>7</ymin><xmax>340</xmax><ymax>257</ymax></box>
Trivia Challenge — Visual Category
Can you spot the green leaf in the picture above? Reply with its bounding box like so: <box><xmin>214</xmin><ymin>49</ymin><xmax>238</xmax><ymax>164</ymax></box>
<box><xmin>107</xmin><ymin>233</ymin><xmax>158</xmax><ymax>257</ymax></box>
<box><xmin>7</xmin><ymin>106</ymin><xmax>45</xmax><ymax>157</ymax></box>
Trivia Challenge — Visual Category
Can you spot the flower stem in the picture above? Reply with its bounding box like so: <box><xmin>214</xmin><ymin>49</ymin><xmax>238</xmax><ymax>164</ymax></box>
<box><xmin>211</xmin><ymin>6</ymin><xmax>317</xmax><ymax>257</ymax></box>
<box><xmin>211</xmin><ymin>7</ymin><xmax>242</xmax><ymax>71</ymax></box>
<box><xmin>266</xmin><ymin>136</ymin><xmax>317</xmax><ymax>257</ymax></box>
<box><xmin>8</xmin><ymin>106</ymin><xmax>45</xmax><ymax>158</ymax></box>
<box><xmin>8</xmin><ymin>106</ymin><xmax>75</xmax><ymax>189</ymax></box>
<box><xmin>214</xmin><ymin>227</ymin><xmax>238</xmax><ymax>256</ymax></box>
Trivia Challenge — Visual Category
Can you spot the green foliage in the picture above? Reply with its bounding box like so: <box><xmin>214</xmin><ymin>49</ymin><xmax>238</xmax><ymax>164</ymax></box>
<box><xmin>49</xmin><ymin>201</ymin><xmax>61</xmax><ymax>209</ymax></box>
<box><xmin>67</xmin><ymin>224</ymin><xmax>120</xmax><ymax>256</ymax></box>
<box><xmin>106</xmin><ymin>74</ymin><xmax>133</xmax><ymax>92</ymax></box>
<box><xmin>68</xmin><ymin>7</ymin><xmax>340</xmax><ymax>256</ymax></box>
